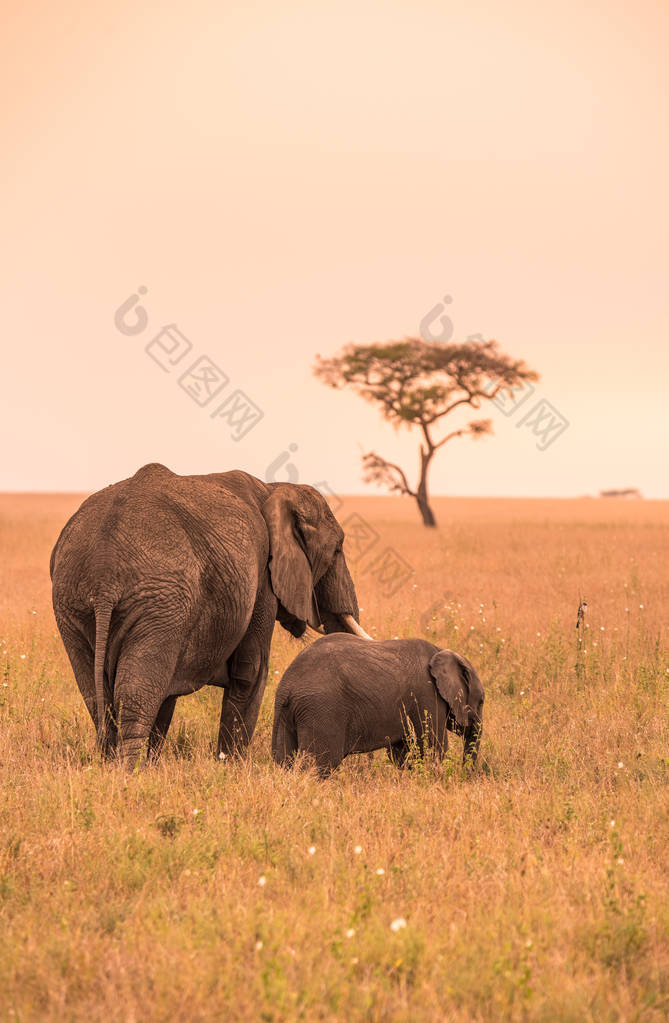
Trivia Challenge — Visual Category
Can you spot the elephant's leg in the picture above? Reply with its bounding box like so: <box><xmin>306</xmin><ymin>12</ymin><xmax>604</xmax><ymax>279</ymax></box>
<box><xmin>148</xmin><ymin>695</ymin><xmax>178</xmax><ymax>761</ymax></box>
<box><xmin>113</xmin><ymin>640</ymin><xmax>180</xmax><ymax>768</ymax></box>
<box><xmin>311</xmin><ymin>744</ymin><xmax>344</xmax><ymax>779</ymax></box>
<box><xmin>299</xmin><ymin>716</ymin><xmax>346</xmax><ymax>778</ymax></box>
<box><xmin>411</xmin><ymin>707</ymin><xmax>443</xmax><ymax>762</ymax></box>
<box><xmin>429</xmin><ymin>705</ymin><xmax>450</xmax><ymax>761</ymax></box>
<box><xmin>271</xmin><ymin>707</ymin><xmax>298</xmax><ymax>768</ymax></box>
<box><xmin>387</xmin><ymin>739</ymin><xmax>410</xmax><ymax>768</ymax></box>
<box><xmin>218</xmin><ymin>682</ymin><xmax>265</xmax><ymax>757</ymax></box>
<box><xmin>218</xmin><ymin>583</ymin><xmax>276</xmax><ymax>758</ymax></box>
<box><xmin>58</xmin><ymin>621</ymin><xmax>117</xmax><ymax>758</ymax></box>
<box><xmin>58</xmin><ymin>622</ymin><xmax>95</xmax><ymax>721</ymax></box>
<box><xmin>434</xmin><ymin>723</ymin><xmax>449</xmax><ymax>761</ymax></box>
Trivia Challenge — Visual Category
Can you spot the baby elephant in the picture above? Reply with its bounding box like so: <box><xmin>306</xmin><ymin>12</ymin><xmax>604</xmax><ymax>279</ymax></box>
<box><xmin>272</xmin><ymin>635</ymin><xmax>484</xmax><ymax>776</ymax></box>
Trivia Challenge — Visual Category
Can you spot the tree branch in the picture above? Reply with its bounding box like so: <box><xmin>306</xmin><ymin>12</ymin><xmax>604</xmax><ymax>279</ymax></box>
<box><xmin>434</xmin><ymin>428</ymin><xmax>467</xmax><ymax>450</ymax></box>
<box><xmin>361</xmin><ymin>452</ymin><xmax>416</xmax><ymax>497</ymax></box>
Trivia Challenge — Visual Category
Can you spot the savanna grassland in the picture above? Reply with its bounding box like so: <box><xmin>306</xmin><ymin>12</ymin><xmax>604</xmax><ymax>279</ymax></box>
<box><xmin>0</xmin><ymin>493</ymin><xmax>667</xmax><ymax>1022</ymax></box>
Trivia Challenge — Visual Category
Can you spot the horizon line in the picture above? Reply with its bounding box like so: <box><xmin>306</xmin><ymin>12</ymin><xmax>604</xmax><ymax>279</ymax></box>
<box><xmin>0</xmin><ymin>490</ymin><xmax>664</xmax><ymax>502</ymax></box>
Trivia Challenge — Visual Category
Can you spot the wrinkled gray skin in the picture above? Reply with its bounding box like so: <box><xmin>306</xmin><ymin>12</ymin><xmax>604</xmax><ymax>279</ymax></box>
<box><xmin>50</xmin><ymin>463</ymin><xmax>363</xmax><ymax>766</ymax></box>
<box><xmin>272</xmin><ymin>635</ymin><xmax>484</xmax><ymax>777</ymax></box>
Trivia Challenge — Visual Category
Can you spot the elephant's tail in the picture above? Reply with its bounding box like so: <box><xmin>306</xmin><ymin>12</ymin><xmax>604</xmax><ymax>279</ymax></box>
<box><xmin>272</xmin><ymin>703</ymin><xmax>298</xmax><ymax>768</ymax></box>
<box><xmin>93</xmin><ymin>602</ymin><xmax>114</xmax><ymax>750</ymax></box>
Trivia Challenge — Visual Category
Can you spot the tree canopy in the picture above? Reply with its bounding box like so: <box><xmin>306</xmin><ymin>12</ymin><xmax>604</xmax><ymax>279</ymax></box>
<box><xmin>314</xmin><ymin>337</ymin><xmax>539</xmax><ymax>526</ymax></box>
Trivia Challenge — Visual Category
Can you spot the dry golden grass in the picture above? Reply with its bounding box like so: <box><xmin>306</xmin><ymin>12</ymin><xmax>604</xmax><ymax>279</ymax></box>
<box><xmin>0</xmin><ymin>493</ymin><xmax>667</xmax><ymax>1021</ymax></box>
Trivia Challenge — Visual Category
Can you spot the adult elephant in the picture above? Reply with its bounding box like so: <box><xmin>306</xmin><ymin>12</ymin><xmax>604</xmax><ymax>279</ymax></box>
<box><xmin>50</xmin><ymin>462</ymin><xmax>370</xmax><ymax>765</ymax></box>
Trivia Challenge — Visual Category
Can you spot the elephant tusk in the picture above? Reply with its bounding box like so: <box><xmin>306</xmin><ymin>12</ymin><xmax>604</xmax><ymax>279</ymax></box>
<box><xmin>340</xmin><ymin>614</ymin><xmax>374</xmax><ymax>640</ymax></box>
<box><xmin>307</xmin><ymin>623</ymin><xmax>327</xmax><ymax>636</ymax></box>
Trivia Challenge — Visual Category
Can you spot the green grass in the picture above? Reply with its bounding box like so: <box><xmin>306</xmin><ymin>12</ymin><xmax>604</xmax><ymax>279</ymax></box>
<box><xmin>0</xmin><ymin>495</ymin><xmax>667</xmax><ymax>1021</ymax></box>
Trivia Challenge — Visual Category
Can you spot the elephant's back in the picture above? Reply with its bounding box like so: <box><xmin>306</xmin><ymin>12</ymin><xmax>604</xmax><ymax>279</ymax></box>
<box><xmin>276</xmin><ymin>636</ymin><xmax>441</xmax><ymax>722</ymax></box>
<box><xmin>51</xmin><ymin>464</ymin><xmax>265</xmax><ymax>614</ymax></box>
<box><xmin>278</xmin><ymin>635</ymin><xmax>404</xmax><ymax>697</ymax></box>
<box><xmin>158</xmin><ymin>472</ymin><xmax>268</xmax><ymax>577</ymax></box>
<box><xmin>282</xmin><ymin>635</ymin><xmax>436</xmax><ymax>674</ymax></box>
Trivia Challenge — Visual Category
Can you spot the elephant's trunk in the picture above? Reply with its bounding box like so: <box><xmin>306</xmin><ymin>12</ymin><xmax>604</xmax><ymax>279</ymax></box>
<box><xmin>462</xmin><ymin>719</ymin><xmax>482</xmax><ymax>767</ymax></box>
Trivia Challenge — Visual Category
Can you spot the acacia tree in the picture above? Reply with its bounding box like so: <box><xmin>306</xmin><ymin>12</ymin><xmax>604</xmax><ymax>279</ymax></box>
<box><xmin>314</xmin><ymin>337</ymin><xmax>538</xmax><ymax>527</ymax></box>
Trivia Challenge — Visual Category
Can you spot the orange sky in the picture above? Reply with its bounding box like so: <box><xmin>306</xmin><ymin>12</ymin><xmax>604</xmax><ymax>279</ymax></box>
<box><xmin>2</xmin><ymin>0</ymin><xmax>668</xmax><ymax>497</ymax></box>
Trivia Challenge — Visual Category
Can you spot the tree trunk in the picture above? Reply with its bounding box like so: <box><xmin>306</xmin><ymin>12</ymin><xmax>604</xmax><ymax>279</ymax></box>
<box><xmin>416</xmin><ymin>493</ymin><xmax>436</xmax><ymax>527</ymax></box>
<box><xmin>414</xmin><ymin>447</ymin><xmax>437</xmax><ymax>527</ymax></box>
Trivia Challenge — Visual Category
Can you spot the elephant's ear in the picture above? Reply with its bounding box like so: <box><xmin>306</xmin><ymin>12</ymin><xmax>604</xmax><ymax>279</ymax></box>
<box><xmin>428</xmin><ymin>649</ymin><xmax>471</xmax><ymax>731</ymax></box>
<box><xmin>262</xmin><ymin>486</ymin><xmax>320</xmax><ymax>628</ymax></box>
